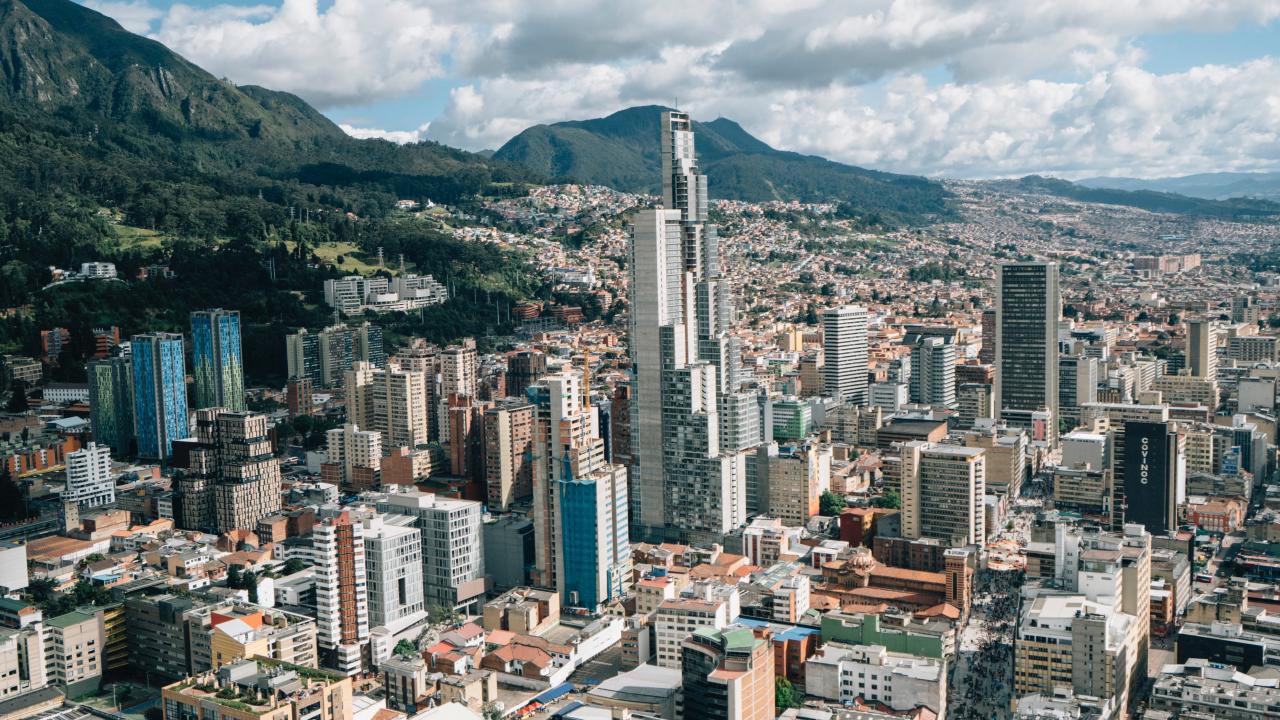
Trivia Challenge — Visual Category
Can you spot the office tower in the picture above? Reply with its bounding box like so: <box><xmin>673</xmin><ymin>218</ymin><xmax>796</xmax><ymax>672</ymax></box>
<box><xmin>1232</xmin><ymin>295</ymin><xmax>1259</xmax><ymax>325</ymax></box>
<box><xmin>286</xmin><ymin>377</ymin><xmax>313</xmax><ymax>419</ymax></box>
<box><xmin>131</xmin><ymin>332</ymin><xmax>189</xmax><ymax>459</ymax></box>
<box><xmin>900</xmin><ymin>442</ymin><xmax>986</xmax><ymax>546</ymax></box>
<box><xmin>190</xmin><ymin>309</ymin><xmax>244</xmax><ymax>411</ymax></box>
<box><xmin>362</xmin><ymin>515</ymin><xmax>425</xmax><ymax>632</ymax></box>
<box><xmin>323</xmin><ymin>424</ymin><xmax>382</xmax><ymax>489</ymax></box>
<box><xmin>681</xmin><ymin>627</ymin><xmax>775</xmax><ymax>720</ymax></box>
<box><xmin>965</xmin><ymin>426</ymin><xmax>1027</xmax><ymax>496</ymax></box>
<box><xmin>314</xmin><ymin>510</ymin><xmax>369</xmax><ymax>675</ymax></box>
<box><xmin>447</xmin><ymin>394</ymin><xmax>489</xmax><ymax>482</ymax></box>
<box><xmin>980</xmin><ymin>309</ymin><xmax>997</xmax><ymax>363</ymax></box>
<box><xmin>1059</xmin><ymin>355</ymin><xmax>1099</xmax><ymax>427</ymax></box>
<box><xmin>995</xmin><ymin>263</ymin><xmax>1060</xmax><ymax>441</ymax></box>
<box><xmin>64</xmin><ymin>441</ymin><xmax>114</xmax><ymax>508</ymax></box>
<box><xmin>484</xmin><ymin>400</ymin><xmax>536</xmax><ymax>511</ymax></box>
<box><xmin>173</xmin><ymin>409</ymin><xmax>282</xmax><ymax>532</ymax></box>
<box><xmin>531</xmin><ymin>372</ymin><xmax>632</xmax><ymax>608</ymax></box>
<box><xmin>375</xmin><ymin>491</ymin><xmax>486</xmax><ymax>614</ymax></box>
<box><xmin>909</xmin><ymin>336</ymin><xmax>956</xmax><ymax>408</ymax></box>
<box><xmin>506</xmin><ymin>350</ymin><xmax>547</xmax><ymax>399</ymax></box>
<box><xmin>346</xmin><ymin>362</ymin><xmax>430</xmax><ymax>449</ymax></box>
<box><xmin>629</xmin><ymin>110</ymin><xmax>747</xmax><ymax>542</ymax></box>
<box><xmin>1186</xmin><ymin>318</ymin><xmax>1217</xmax><ymax>381</ymax></box>
<box><xmin>1121</xmin><ymin>421</ymin><xmax>1184</xmax><ymax>534</ymax></box>
<box><xmin>88</xmin><ymin>357</ymin><xmax>134</xmax><ymax>455</ymax></box>
<box><xmin>823</xmin><ymin>305</ymin><xmax>869</xmax><ymax>405</ymax></box>
<box><xmin>286</xmin><ymin>323</ymin><xmax>385</xmax><ymax>387</ymax></box>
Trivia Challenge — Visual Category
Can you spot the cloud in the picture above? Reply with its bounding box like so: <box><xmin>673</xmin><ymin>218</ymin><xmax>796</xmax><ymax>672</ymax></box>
<box><xmin>149</xmin><ymin>0</ymin><xmax>455</xmax><ymax>108</ymax></box>
<box><xmin>339</xmin><ymin>122</ymin><xmax>432</xmax><ymax>144</ymax></box>
<box><xmin>82</xmin><ymin>0</ymin><xmax>1280</xmax><ymax>177</ymax></box>
<box><xmin>82</xmin><ymin>0</ymin><xmax>163</xmax><ymax>33</ymax></box>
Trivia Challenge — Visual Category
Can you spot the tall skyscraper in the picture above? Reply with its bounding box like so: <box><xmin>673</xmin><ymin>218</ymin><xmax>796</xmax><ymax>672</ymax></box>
<box><xmin>314</xmin><ymin>510</ymin><xmax>369</xmax><ymax>675</ymax></box>
<box><xmin>1059</xmin><ymin>354</ymin><xmax>1099</xmax><ymax>427</ymax></box>
<box><xmin>286</xmin><ymin>323</ymin><xmax>385</xmax><ymax>387</ymax></box>
<box><xmin>908</xmin><ymin>335</ymin><xmax>956</xmax><ymax>408</ymax></box>
<box><xmin>131</xmin><ymin>332</ymin><xmax>189</xmax><ymax>459</ymax></box>
<box><xmin>483</xmin><ymin>399</ymin><xmax>536</xmax><ymax>511</ymax></box>
<box><xmin>88</xmin><ymin>357</ymin><xmax>134</xmax><ymax>455</ymax></box>
<box><xmin>823</xmin><ymin>305</ymin><xmax>869</xmax><ymax>405</ymax></box>
<box><xmin>189</xmin><ymin>309</ymin><xmax>244</xmax><ymax>411</ymax></box>
<box><xmin>64</xmin><ymin>442</ymin><xmax>115</xmax><ymax>508</ymax></box>
<box><xmin>995</xmin><ymin>263</ymin><xmax>1060</xmax><ymax>442</ymax></box>
<box><xmin>1121</xmin><ymin>421</ymin><xmax>1184</xmax><ymax>534</ymax></box>
<box><xmin>438</xmin><ymin>342</ymin><xmax>478</xmax><ymax>443</ymax></box>
<box><xmin>1186</xmin><ymin>318</ymin><xmax>1217</xmax><ymax>381</ymax></box>
<box><xmin>629</xmin><ymin>110</ymin><xmax>748</xmax><ymax>542</ymax></box>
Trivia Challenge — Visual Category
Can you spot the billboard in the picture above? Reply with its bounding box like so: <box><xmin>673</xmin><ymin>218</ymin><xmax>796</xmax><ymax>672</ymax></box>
<box><xmin>1124</xmin><ymin>421</ymin><xmax>1173</xmax><ymax>533</ymax></box>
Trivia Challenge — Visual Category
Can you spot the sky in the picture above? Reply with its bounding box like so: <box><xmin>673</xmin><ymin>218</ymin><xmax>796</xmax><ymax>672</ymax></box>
<box><xmin>81</xmin><ymin>0</ymin><xmax>1280</xmax><ymax>179</ymax></box>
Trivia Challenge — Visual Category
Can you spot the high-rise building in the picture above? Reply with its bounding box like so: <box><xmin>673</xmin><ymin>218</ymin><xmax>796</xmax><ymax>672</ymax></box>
<box><xmin>375</xmin><ymin>491</ymin><xmax>486</xmax><ymax>614</ymax></box>
<box><xmin>957</xmin><ymin>383</ymin><xmax>993</xmax><ymax>430</ymax></box>
<box><xmin>980</xmin><ymin>309</ymin><xmax>997</xmax><ymax>364</ymax></box>
<box><xmin>766</xmin><ymin>442</ymin><xmax>832</xmax><ymax>526</ymax></box>
<box><xmin>629</xmin><ymin>110</ymin><xmax>748</xmax><ymax>542</ymax></box>
<box><xmin>1059</xmin><ymin>355</ymin><xmax>1099</xmax><ymax>427</ymax></box>
<box><xmin>484</xmin><ymin>400</ymin><xmax>536</xmax><ymax>511</ymax></box>
<box><xmin>286</xmin><ymin>376</ymin><xmax>314</xmax><ymax>419</ymax></box>
<box><xmin>1121</xmin><ymin>421</ymin><xmax>1184</xmax><ymax>534</ymax></box>
<box><xmin>438</xmin><ymin>342</ymin><xmax>478</xmax><ymax>443</ymax></box>
<box><xmin>190</xmin><ymin>309</ymin><xmax>244</xmax><ymax>411</ymax></box>
<box><xmin>530</xmin><ymin>372</ymin><xmax>632</xmax><ymax>609</ymax></box>
<box><xmin>901</xmin><ymin>442</ymin><xmax>986</xmax><ymax>546</ymax></box>
<box><xmin>346</xmin><ymin>362</ymin><xmax>430</xmax><ymax>449</ymax></box>
<box><xmin>173</xmin><ymin>409</ymin><xmax>282</xmax><ymax>532</ymax></box>
<box><xmin>909</xmin><ymin>335</ymin><xmax>956</xmax><ymax>408</ymax></box>
<box><xmin>1186</xmin><ymin>318</ymin><xmax>1217</xmax><ymax>381</ymax></box>
<box><xmin>64</xmin><ymin>441</ymin><xmax>114</xmax><ymax>508</ymax></box>
<box><xmin>362</xmin><ymin>515</ymin><xmax>425</xmax><ymax>633</ymax></box>
<box><xmin>131</xmin><ymin>332</ymin><xmax>189</xmax><ymax>459</ymax></box>
<box><xmin>506</xmin><ymin>350</ymin><xmax>547</xmax><ymax>399</ymax></box>
<box><xmin>995</xmin><ymin>263</ymin><xmax>1060</xmax><ymax>442</ymax></box>
<box><xmin>823</xmin><ymin>305</ymin><xmax>869</xmax><ymax>405</ymax></box>
<box><xmin>323</xmin><ymin>424</ymin><xmax>382</xmax><ymax>490</ymax></box>
<box><xmin>88</xmin><ymin>357</ymin><xmax>134</xmax><ymax>455</ymax></box>
<box><xmin>314</xmin><ymin>510</ymin><xmax>369</xmax><ymax>675</ymax></box>
<box><xmin>286</xmin><ymin>323</ymin><xmax>384</xmax><ymax>387</ymax></box>
<box><xmin>681</xmin><ymin>626</ymin><xmax>775</xmax><ymax>720</ymax></box>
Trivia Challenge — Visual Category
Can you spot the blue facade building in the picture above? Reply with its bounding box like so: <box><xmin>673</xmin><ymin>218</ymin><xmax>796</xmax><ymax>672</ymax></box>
<box><xmin>132</xmin><ymin>333</ymin><xmax>189</xmax><ymax>459</ymax></box>
<box><xmin>190</xmin><ymin>309</ymin><xmax>244</xmax><ymax>411</ymax></box>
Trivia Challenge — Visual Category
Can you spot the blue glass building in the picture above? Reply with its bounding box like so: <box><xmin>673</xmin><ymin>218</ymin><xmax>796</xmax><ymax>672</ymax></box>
<box><xmin>558</xmin><ymin>455</ymin><xmax>631</xmax><ymax>611</ymax></box>
<box><xmin>132</xmin><ymin>333</ymin><xmax>190</xmax><ymax>458</ymax></box>
<box><xmin>190</xmin><ymin>309</ymin><xmax>245</xmax><ymax>411</ymax></box>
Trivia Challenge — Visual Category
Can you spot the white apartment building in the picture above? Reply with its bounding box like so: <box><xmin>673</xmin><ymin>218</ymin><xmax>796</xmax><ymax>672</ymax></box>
<box><xmin>63</xmin><ymin>442</ymin><xmax>115</xmax><ymax>508</ymax></box>
<box><xmin>806</xmin><ymin>642</ymin><xmax>947</xmax><ymax>716</ymax></box>
<box><xmin>375</xmin><ymin>490</ymin><xmax>486</xmax><ymax>614</ymax></box>
<box><xmin>0</xmin><ymin>625</ymin><xmax>45</xmax><ymax>698</ymax></box>
<box><xmin>324</xmin><ymin>274</ymin><xmax>447</xmax><ymax>315</ymax></box>
<box><xmin>362</xmin><ymin>515</ymin><xmax>426</xmax><ymax>633</ymax></box>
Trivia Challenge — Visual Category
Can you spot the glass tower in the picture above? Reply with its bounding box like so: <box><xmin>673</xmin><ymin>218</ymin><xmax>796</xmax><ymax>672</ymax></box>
<box><xmin>88</xmin><ymin>357</ymin><xmax>134</xmax><ymax>455</ymax></box>
<box><xmin>190</xmin><ymin>309</ymin><xmax>245</xmax><ymax>411</ymax></box>
<box><xmin>132</xmin><ymin>333</ymin><xmax>189</xmax><ymax>459</ymax></box>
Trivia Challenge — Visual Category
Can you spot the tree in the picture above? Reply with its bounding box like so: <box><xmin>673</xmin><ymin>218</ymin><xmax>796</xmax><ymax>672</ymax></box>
<box><xmin>775</xmin><ymin>677</ymin><xmax>803</xmax><ymax>710</ymax></box>
<box><xmin>227</xmin><ymin>565</ymin><xmax>242</xmax><ymax>588</ymax></box>
<box><xmin>394</xmin><ymin>639</ymin><xmax>417</xmax><ymax>657</ymax></box>
<box><xmin>5</xmin><ymin>380</ymin><xmax>27</xmax><ymax>412</ymax></box>
<box><xmin>0</xmin><ymin>465</ymin><xmax>28</xmax><ymax>523</ymax></box>
<box><xmin>283</xmin><ymin>558</ymin><xmax>307</xmax><ymax>574</ymax></box>
<box><xmin>876</xmin><ymin>489</ymin><xmax>902</xmax><ymax>509</ymax></box>
<box><xmin>145</xmin><ymin>708</ymin><xmax>163</xmax><ymax>720</ymax></box>
<box><xmin>819</xmin><ymin>491</ymin><xmax>845</xmax><ymax>517</ymax></box>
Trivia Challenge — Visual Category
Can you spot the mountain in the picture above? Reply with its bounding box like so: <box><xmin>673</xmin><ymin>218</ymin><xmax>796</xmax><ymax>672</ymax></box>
<box><xmin>1078</xmin><ymin>172</ymin><xmax>1280</xmax><ymax>202</ymax></box>
<box><xmin>988</xmin><ymin>176</ymin><xmax>1280</xmax><ymax>221</ymax></box>
<box><xmin>494</xmin><ymin>106</ymin><xmax>951</xmax><ymax>224</ymax></box>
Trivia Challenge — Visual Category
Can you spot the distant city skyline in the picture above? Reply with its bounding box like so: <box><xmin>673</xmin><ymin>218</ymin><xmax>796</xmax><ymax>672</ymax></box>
<box><xmin>80</xmin><ymin>0</ymin><xmax>1280</xmax><ymax>179</ymax></box>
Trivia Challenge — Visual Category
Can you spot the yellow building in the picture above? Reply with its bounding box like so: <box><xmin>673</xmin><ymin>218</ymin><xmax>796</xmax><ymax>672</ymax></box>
<box><xmin>162</xmin><ymin>659</ymin><xmax>351</xmax><ymax>720</ymax></box>
<box><xmin>195</xmin><ymin>605</ymin><xmax>318</xmax><ymax>671</ymax></box>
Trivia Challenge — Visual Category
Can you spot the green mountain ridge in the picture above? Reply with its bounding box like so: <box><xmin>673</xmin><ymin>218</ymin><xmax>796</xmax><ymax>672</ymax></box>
<box><xmin>494</xmin><ymin>105</ymin><xmax>952</xmax><ymax>225</ymax></box>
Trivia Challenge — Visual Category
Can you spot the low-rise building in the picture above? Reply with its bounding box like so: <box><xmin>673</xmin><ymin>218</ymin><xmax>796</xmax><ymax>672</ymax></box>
<box><xmin>806</xmin><ymin>642</ymin><xmax>947</xmax><ymax>716</ymax></box>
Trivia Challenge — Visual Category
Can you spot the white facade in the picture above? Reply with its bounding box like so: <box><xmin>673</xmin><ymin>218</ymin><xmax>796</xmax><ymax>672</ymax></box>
<box><xmin>79</xmin><ymin>262</ymin><xmax>117</xmax><ymax>279</ymax></box>
<box><xmin>806</xmin><ymin>642</ymin><xmax>947</xmax><ymax>716</ymax></box>
<box><xmin>654</xmin><ymin>599</ymin><xmax>729</xmax><ymax>670</ymax></box>
<box><xmin>63</xmin><ymin>442</ymin><xmax>115</xmax><ymax>508</ymax></box>
<box><xmin>346</xmin><ymin>362</ymin><xmax>430</xmax><ymax>449</ymax></box>
<box><xmin>326</xmin><ymin>424</ymin><xmax>383</xmax><ymax>484</ymax></box>
<box><xmin>324</xmin><ymin>274</ymin><xmax>447</xmax><ymax>315</ymax></box>
<box><xmin>363</xmin><ymin>515</ymin><xmax>426</xmax><ymax>633</ymax></box>
<box><xmin>314</xmin><ymin>514</ymin><xmax>369</xmax><ymax>675</ymax></box>
<box><xmin>376</xmin><ymin>491</ymin><xmax>486</xmax><ymax>613</ymax></box>
<box><xmin>823</xmin><ymin>305</ymin><xmax>869</xmax><ymax>405</ymax></box>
